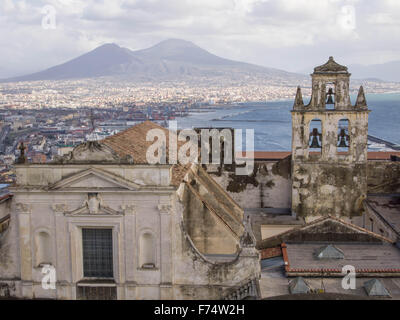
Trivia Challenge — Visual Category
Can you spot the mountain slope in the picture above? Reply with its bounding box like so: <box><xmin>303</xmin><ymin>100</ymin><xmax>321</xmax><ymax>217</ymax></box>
<box><xmin>2</xmin><ymin>39</ymin><xmax>304</xmax><ymax>82</ymax></box>
<box><xmin>349</xmin><ymin>61</ymin><xmax>400</xmax><ymax>82</ymax></box>
<box><xmin>5</xmin><ymin>43</ymin><xmax>134</xmax><ymax>82</ymax></box>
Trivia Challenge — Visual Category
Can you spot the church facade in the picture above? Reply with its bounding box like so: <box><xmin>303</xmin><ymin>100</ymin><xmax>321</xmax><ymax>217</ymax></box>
<box><xmin>0</xmin><ymin>123</ymin><xmax>260</xmax><ymax>300</ymax></box>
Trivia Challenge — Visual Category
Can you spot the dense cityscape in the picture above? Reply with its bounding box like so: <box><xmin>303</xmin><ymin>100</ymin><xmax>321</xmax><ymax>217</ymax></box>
<box><xmin>0</xmin><ymin>76</ymin><xmax>400</xmax><ymax>183</ymax></box>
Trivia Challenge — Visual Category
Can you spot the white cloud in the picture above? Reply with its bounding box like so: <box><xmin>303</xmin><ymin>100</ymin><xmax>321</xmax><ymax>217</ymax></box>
<box><xmin>0</xmin><ymin>0</ymin><xmax>399</xmax><ymax>77</ymax></box>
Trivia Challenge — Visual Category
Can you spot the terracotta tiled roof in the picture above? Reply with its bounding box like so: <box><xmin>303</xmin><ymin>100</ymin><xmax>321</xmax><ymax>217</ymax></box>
<box><xmin>238</xmin><ymin>151</ymin><xmax>400</xmax><ymax>161</ymax></box>
<box><xmin>102</xmin><ymin>121</ymin><xmax>189</xmax><ymax>187</ymax></box>
<box><xmin>236</xmin><ymin>152</ymin><xmax>291</xmax><ymax>160</ymax></box>
<box><xmin>367</xmin><ymin>152</ymin><xmax>400</xmax><ymax>160</ymax></box>
<box><xmin>103</xmin><ymin>121</ymin><xmax>168</xmax><ymax>164</ymax></box>
<box><xmin>0</xmin><ymin>194</ymin><xmax>12</xmax><ymax>202</ymax></box>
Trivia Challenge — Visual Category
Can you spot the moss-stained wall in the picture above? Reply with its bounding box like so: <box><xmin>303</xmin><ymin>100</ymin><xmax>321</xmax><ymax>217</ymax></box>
<box><xmin>0</xmin><ymin>200</ymin><xmax>19</xmax><ymax>298</ymax></box>
<box><xmin>292</xmin><ymin>163</ymin><xmax>367</xmax><ymax>217</ymax></box>
<box><xmin>367</xmin><ymin>161</ymin><xmax>400</xmax><ymax>193</ymax></box>
<box><xmin>291</xmin><ymin>111</ymin><xmax>369</xmax><ymax>218</ymax></box>
<box><xmin>207</xmin><ymin>157</ymin><xmax>292</xmax><ymax>210</ymax></box>
<box><xmin>180</xmin><ymin>184</ymin><xmax>239</xmax><ymax>255</ymax></box>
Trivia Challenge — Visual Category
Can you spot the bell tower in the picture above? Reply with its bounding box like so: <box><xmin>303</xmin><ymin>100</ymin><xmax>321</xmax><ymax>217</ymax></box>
<box><xmin>291</xmin><ymin>57</ymin><xmax>370</xmax><ymax>218</ymax></box>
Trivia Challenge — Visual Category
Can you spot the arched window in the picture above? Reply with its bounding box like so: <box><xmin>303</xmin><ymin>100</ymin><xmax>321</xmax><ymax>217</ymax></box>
<box><xmin>337</xmin><ymin>119</ymin><xmax>350</xmax><ymax>153</ymax></box>
<box><xmin>139</xmin><ymin>233</ymin><xmax>156</xmax><ymax>269</ymax></box>
<box><xmin>326</xmin><ymin>83</ymin><xmax>335</xmax><ymax>110</ymax></box>
<box><xmin>35</xmin><ymin>231</ymin><xmax>52</xmax><ymax>267</ymax></box>
<box><xmin>309</xmin><ymin>119</ymin><xmax>322</xmax><ymax>154</ymax></box>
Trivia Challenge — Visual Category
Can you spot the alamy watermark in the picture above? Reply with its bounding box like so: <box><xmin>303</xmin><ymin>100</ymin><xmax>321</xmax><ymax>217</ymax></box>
<box><xmin>341</xmin><ymin>265</ymin><xmax>356</xmax><ymax>290</ymax></box>
<box><xmin>146</xmin><ymin>121</ymin><xmax>254</xmax><ymax>176</ymax></box>
<box><xmin>41</xmin><ymin>5</ymin><xmax>57</xmax><ymax>30</ymax></box>
<box><xmin>337</xmin><ymin>5</ymin><xmax>356</xmax><ymax>31</ymax></box>
<box><xmin>41</xmin><ymin>264</ymin><xmax>57</xmax><ymax>290</ymax></box>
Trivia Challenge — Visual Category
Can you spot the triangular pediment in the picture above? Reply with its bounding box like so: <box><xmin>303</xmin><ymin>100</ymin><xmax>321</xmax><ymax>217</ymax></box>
<box><xmin>257</xmin><ymin>216</ymin><xmax>393</xmax><ymax>249</ymax></box>
<box><xmin>54</xmin><ymin>193</ymin><xmax>124</xmax><ymax>217</ymax></box>
<box><xmin>68</xmin><ymin>174</ymin><xmax>122</xmax><ymax>188</ymax></box>
<box><xmin>48</xmin><ymin>168</ymin><xmax>140</xmax><ymax>191</ymax></box>
<box><xmin>65</xmin><ymin>204</ymin><xmax>123</xmax><ymax>217</ymax></box>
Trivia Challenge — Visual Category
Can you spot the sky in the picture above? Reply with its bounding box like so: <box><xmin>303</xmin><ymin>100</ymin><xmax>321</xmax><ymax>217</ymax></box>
<box><xmin>1</xmin><ymin>0</ymin><xmax>400</xmax><ymax>78</ymax></box>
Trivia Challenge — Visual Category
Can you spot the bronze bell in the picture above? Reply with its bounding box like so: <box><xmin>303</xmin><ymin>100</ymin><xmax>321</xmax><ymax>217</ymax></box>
<box><xmin>310</xmin><ymin>128</ymin><xmax>321</xmax><ymax>148</ymax></box>
<box><xmin>338</xmin><ymin>129</ymin><xmax>349</xmax><ymax>148</ymax></box>
<box><xmin>326</xmin><ymin>88</ymin><xmax>334</xmax><ymax>105</ymax></box>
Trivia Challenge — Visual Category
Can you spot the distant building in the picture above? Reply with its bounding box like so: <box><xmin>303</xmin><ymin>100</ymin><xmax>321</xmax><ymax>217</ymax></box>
<box><xmin>30</xmin><ymin>153</ymin><xmax>47</xmax><ymax>164</ymax></box>
<box><xmin>57</xmin><ymin>145</ymin><xmax>75</xmax><ymax>157</ymax></box>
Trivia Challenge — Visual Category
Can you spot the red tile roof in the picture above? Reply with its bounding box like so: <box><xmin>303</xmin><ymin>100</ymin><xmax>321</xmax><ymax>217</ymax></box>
<box><xmin>102</xmin><ymin>121</ymin><xmax>189</xmax><ymax>186</ymax></box>
<box><xmin>237</xmin><ymin>151</ymin><xmax>400</xmax><ymax>161</ymax></box>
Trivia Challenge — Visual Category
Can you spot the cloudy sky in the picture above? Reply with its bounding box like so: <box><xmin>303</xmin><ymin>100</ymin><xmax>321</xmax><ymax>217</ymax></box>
<box><xmin>0</xmin><ymin>0</ymin><xmax>400</xmax><ymax>78</ymax></box>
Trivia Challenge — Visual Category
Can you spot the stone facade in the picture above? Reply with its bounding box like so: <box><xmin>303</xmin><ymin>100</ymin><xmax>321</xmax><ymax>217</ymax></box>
<box><xmin>206</xmin><ymin>157</ymin><xmax>292</xmax><ymax>211</ymax></box>
<box><xmin>291</xmin><ymin>57</ymin><xmax>369</xmax><ymax>218</ymax></box>
<box><xmin>0</xmin><ymin>136</ymin><xmax>260</xmax><ymax>300</ymax></box>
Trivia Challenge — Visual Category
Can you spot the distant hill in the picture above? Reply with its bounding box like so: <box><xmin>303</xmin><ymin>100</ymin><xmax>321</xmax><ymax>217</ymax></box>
<box><xmin>2</xmin><ymin>39</ymin><xmax>305</xmax><ymax>83</ymax></box>
<box><xmin>349</xmin><ymin>61</ymin><xmax>400</xmax><ymax>83</ymax></box>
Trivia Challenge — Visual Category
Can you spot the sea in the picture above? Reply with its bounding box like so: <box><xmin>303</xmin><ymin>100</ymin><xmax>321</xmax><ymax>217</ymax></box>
<box><xmin>175</xmin><ymin>93</ymin><xmax>400</xmax><ymax>151</ymax></box>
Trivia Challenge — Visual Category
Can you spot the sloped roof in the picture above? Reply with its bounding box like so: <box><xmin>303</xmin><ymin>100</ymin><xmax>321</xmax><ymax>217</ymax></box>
<box><xmin>102</xmin><ymin>121</ymin><xmax>173</xmax><ymax>164</ymax></box>
<box><xmin>314</xmin><ymin>56</ymin><xmax>349</xmax><ymax>74</ymax></box>
<box><xmin>101</xmin><ymin>121</ymin><xmax>244</xmax><ymax>238</ymax></box>
<box><xmin>183</xmin><ymin>166</ymin><xmax>244</xmax><ymax>239</ymax></box>
<box><xmin>364</xmin><ymin>279</ymin><xmax>391</xmax><ymax>297</ymax></box>
<box><xmin>365</xmin><ymin>195</ymin><xmax>400</xmax><ymax>237</ymax></box>
<box><xmin>0</xmin><ymin>215</ymin><xmax>10</xmax><ymax>234</ymax></box>
<box><xmin>289</xmin><ymin>277</ymin><xmax>311</xmax><ymax>294</ymax></box>
<box><xmin>283</xmin><ymin>242</ymin><xmax>400</xmax><ymax>276</ymax></box>
<box><xmin>257</xmin><ymin>215</ymin><xmax>393</xmax><ymax>250</ymax></box>
<box><xmin>102</xmin><ymin>121</ymin><xmax>189</xmax><ymax>186</ymax></box>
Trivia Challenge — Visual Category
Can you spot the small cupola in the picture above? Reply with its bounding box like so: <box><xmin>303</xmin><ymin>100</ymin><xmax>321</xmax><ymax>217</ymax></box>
<box><xmin>315</xmin><ymin>244</ymin><xmax>344</xmax><ymax>260</ymax></box>
<box><xmin>289</xmin><ymin>277</ymin><xmax>311</xmax><ymax>294</ymax></box>
<box><xmin>364</xmin><ymin>279</ymin><xmax>391</xmax><ymax>297</ymax></box>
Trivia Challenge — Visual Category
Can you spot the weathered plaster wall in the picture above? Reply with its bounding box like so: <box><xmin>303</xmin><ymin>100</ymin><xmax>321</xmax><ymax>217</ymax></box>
<box><xmin>292</xmin><ymin>163</ymin><xmax>367</xmax><ymax>217</ymax></box>
<box><xmin>178</xmin><ymin>165</ymin><xmax>244</xmax><ymax>255</ymax></box>
<box><xmin>292</xmin><ymin>111</ymin><xmax>369</xmax><ymax>217</ymax></box>
<box><xmin>180</xmin><ymin>184</ymin><xmax>239</xmax><ymax>255</ymax></box>
<box><xmin>5</xmin><ymin>163</ymin><xmax>259</xmax><ymax>300</ymax></box>
<box><xmin>367</xmin><ymin>161</ymin><xmax>400</xmax><ymax>193</ymax></box>
<box><xmin>0</xmin><ymin>200</ymin><xmax>10</xmax><ymax>221</ymax></box>
<box><xmin>172</xmin><ymin>201</ymin><xmax>260</xmax><ymax>300</ymax></box>
<box><xmin>0</xmin><ymin>199</ymin><xmax>20</xmax><ymax>298</ymax></box>
<box><xmin>207</xmin><ymin>158</ymin><xmax>292</xmax><ymax>210</ymax></box>
<box><xmin>15</xmin><ymin>164</ymin><xmax>171</xmax><ymax>188</ymax></box>
<box><xmin>308</xmin><ymin>74</ymin><xmax>351</xmax><ymax>110</ymax></box>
